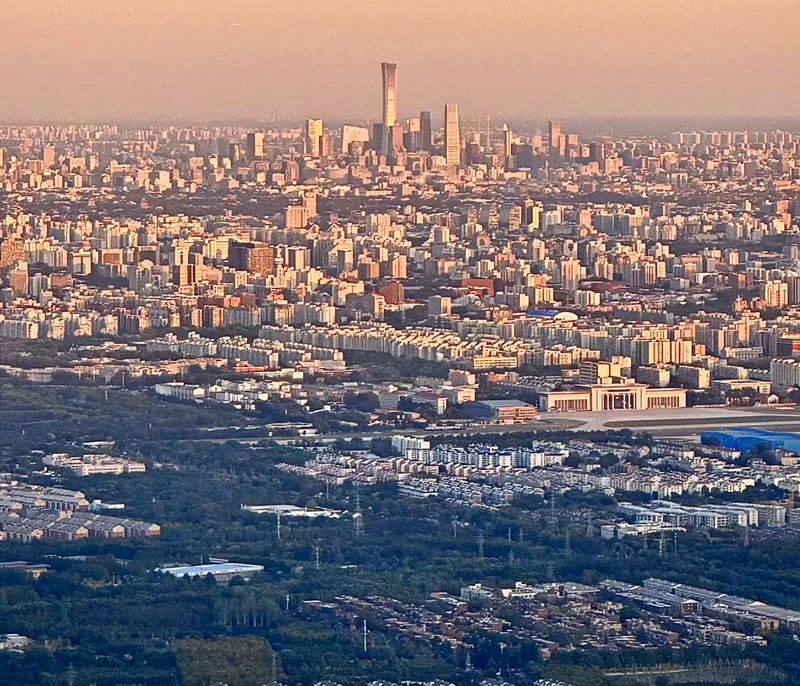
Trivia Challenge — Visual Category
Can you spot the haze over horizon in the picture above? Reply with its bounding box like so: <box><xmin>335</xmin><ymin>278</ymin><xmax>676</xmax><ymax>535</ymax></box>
<box><xmin>3</xmin><ymin>0</ymin><xmax>799</xmax><ymax>122</ymax></box>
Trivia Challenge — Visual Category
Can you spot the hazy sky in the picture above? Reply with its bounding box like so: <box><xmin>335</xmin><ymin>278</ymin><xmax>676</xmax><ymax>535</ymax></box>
<box><xmin>3</xmin><ymin>0</ymin><xmax>799</xmax><ymax>122</ymax></box>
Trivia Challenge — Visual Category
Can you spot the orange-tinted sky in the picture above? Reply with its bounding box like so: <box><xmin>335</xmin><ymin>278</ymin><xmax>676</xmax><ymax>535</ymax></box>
<box><xmin>3</xmin><ymin>0</ymin><xmax>798</xmax><ymax>121</ymax></box>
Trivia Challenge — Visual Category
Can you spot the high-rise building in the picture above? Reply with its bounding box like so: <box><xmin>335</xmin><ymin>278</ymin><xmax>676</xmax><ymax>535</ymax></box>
<box><xmin>229</xmin><ymin>242</ymin><xmax>276</xmax><ymax>276</ymax></box>
<box><xmin>304</xmin><ymin>119</ymin><xmax>323</xmax><ymax>157</ymax></box>
<box><xmin>502</xmin><ymin>124</ymin><xmax>513</xmax><ymax>158</ymax></box>
<box><xmin>43</xmin><ymin>144</ymin><xmax>56</xmax><ymax>168</ymax></box>
<box><xmin>283</xmin><ymin>159</ymin><xmax>300</xmax><ymax>183</ymax></box>
<box><xmin>381</xmin><ymin>62</ymin><xmax>397</xmax><ymax>130</ymax></box>
<box><xmin>342</xmin><ymin>125</ymin><xmax>370</xmax><ymax>154</ymax></box>
<box><xmin>762</xmin><ymin>280</ymin><xmax>789</xmax><ymax>308</ymax></box>
<box><xmin>388</xmin><ymin>124</ymin><xmax>404</xmax><ymax>155</ymax></box>
<box><xmin>371</xmin><ymin>123</ymin><xmax>385</xmax><ymax>153</ymax></box>
<box><xmin>404</xmin><ymin>117</ymin><xmax>421</xmax><ymax>152</ymax></box>
<box><xmin>246</xmin><ymin>132</ymin><xmax>265</xmax><ymax>159</ymax></box>
<box><xmin>0</xmin><ymin>237</ymin><xmax>24</xmax><ymax>269</ymax></box>
<box><xmin>381</xmin><ymin>62</ymin><xmax>398</xmax><ymax>154</ymax></box>
<box><xmin>548</xmin><ymin>120</ymin><xmax>562</xmax><ymax>148</ymax></box>
<box><xmin>444</xmin><ymin>103</ymin><xmax>461</xmax><ymax>166</ymax></box>
<box><xmin>548</xmin><ymin>120</ymin><xmax>565</xmax><ymax>164</ymax></box>
<box><xmin>285</xmin><ymin>205</ymin><xmax>310</xmax><ymax>229</ymax></box>
<box><xmin>320</xmin><ymin>132</ymin><xmax>333</xmax><ymax>157</ymax></box>
<box><xmin>303</xmin><ymin>190</ymin><xmax>318</xmax><ymax>218</ymax></box>
<box><xmin>560</xmin><ymin>258</ymin><xmax>586</xmax><ymax>291</ymax></box>
<box><xmin>428</xmin><ymin>295</ymin><xmax>452</xmax><ymax>316</ymax></box>
<box><xmin>420</xmin><ymin>111</ymin><xmax>432</xmax><ymax>151</ymax></box>
<box><xmin>377</xmin><ymin>281</ymin><xmax>404</xmax><ymax>305</ymax></box>
<box><xmin>172</xmin><ymin>264</ymin><xmax>197</xmax><ymax>287</ymax></box>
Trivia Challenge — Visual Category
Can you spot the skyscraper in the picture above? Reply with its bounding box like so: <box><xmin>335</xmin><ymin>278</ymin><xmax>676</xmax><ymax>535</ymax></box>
<box><xmin>420</xmin><ymin>111</ymin><xmax>432</xmax><ymax>151</ymax></box>
<box><xmin>381</xmin><ymin>62</ymin><xmax>397</xmax><ymax>154</ymax></box>
<box><xmin>304</xmin><ymin>118</ymin><xmax>323</xmax><ymax>157</ymax></box>
<box><xmin>502</xmin><ymin>124</ymin><xmax>513</xmax><ymax>158</ymax></box>
<box><xmin>246</xmin><ymin>132</ymin><xmax>265</xmax><ymax>159</ymax></box>
<box><xmin>548</xmin><ymin>120</ymin><xmax>562</xmax><ymax>148</ymax></box>
<box><xmin>404</xmin><ymin>117</ymin><xmax>421</xmax><ymax>151</ymax></box>
<box><xmin>372</xmin><ymin>123</ymin><xmax>386</xmax><ymax>153</ymax></box>
<box><xmin>444</xmin><ymin>103</ymin><xmax>461</xmax><ymax>166</ymax></box>
<box><xmin>388</xmin><ymin>125</ymin><xmax>404</xmax><ymax>156</ymax></box>
<box><xmin>548</xmin><ymin>120</ymin><xmax>565</xmax><ymax>164</ymax></box>
<box><xmin>381</xmin><ymin>62</ymin><xmax>397</xmax><ymax>130</ymax></box>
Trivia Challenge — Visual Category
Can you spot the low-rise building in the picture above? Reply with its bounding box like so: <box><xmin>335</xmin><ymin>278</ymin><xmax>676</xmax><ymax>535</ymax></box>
<box><xmin>466</xmin><ymin>399</ymin><xmax>537</xmax><ymax>422</ymax></box>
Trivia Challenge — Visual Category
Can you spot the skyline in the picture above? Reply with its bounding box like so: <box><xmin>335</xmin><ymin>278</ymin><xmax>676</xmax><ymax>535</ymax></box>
<box><xmin>6</xmin><ymin>2</ymin><xmax>800</xmax><ymax>684</ymax></box>
<box><xmin>4</xmin><ymin>6</ymin><xmax>800</xmax><ymax>679</ymax></box>
<box><xmin>2</xmin><ymin>0</ymin><xmax>800</xmax><ymax>122</ymax></box>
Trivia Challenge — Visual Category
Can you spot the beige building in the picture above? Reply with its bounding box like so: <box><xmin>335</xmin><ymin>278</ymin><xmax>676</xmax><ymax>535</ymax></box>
<box><xmin>539</xmin><ymin>382</ymin><xmax>687</xmax><ymax>412</ymax></box>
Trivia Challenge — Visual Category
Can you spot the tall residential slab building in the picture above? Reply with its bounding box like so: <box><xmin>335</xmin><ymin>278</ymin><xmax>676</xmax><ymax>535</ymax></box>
<box><xmin>445</xmin><ymin>103</ymin><xmax>461</xmax><ymax>166</ymax></box>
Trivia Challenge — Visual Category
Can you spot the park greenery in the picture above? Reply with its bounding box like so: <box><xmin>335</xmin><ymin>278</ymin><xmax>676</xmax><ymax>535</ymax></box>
<box><xmin>0</xmin><ymin>383</ymin><xmax>799</xmax><ymax>685</ymax></box>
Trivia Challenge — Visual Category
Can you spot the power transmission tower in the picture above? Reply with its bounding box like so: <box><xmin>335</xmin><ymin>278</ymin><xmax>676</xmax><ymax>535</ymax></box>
<box><xmin>564</xmin><ymin>527</ymin><xmax>571</xmax><ymax>556</ymax></box>
<box><xmin>478</xmin><ymin>532</ymin><xmax>485</xmax><ymax>561</ymax></box>
<box><xmin>743</xmin><ymin>526</ymin><xmax>750</xmax><ymax>548</ymax></box>
<box><xmin>452</xmin><ymin>518</ymin><xmax>458</xmax><ymax>539</ymax></box>
<box><xmin>518</xmin><ymin>528</ymin><xmax>524</xmax><ymax>543</ymax></box>
<box><xmin>673</xmin><ymin>530</ymin><xmax>678</xmax><ymax>555</ymax></box>
<box><xmin>354</xmin><ymin>489</ymin><xmax>364</xmax><ymax>538</ymax></box>
<box><xmin>507</xmin><ymin>527</ymin><xmax>512</xmax><ymax>542</ymax></box>
<box><xmin>362</xmin><ymin>619</ymin><xmax>368</xmax><ymax>653</ymax></box>
<box><xmin>276</xmin><ymin>513</ymin><xmax>282</xmax><ymax>541</ymax></box>
<box><xmin>315</xmin><ymin>543</ymin><xmax>321</xmax><ymax>569</ymax></box>
<box><xmin>659</xmin><ymin>530</ymin><xmax>666</xmax><ymax>558</ymax></box>
<box><xmin>586</xmin><ymin>512</ymin><xmax>593</xmax><ymax>538</ymax></box>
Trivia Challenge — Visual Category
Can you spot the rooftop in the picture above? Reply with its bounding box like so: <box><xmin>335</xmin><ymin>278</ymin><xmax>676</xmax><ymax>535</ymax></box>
<box><xmin>156</xmin><ymin>562</ymin><xmax>264</xmax><ymax>577</ymax></box>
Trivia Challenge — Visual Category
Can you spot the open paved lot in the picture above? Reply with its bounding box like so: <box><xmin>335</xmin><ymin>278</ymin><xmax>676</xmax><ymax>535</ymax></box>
<box><xmin>537</xmin><ymin>406</ymin><xmax>800</xmax><ymax>432</ymax></box>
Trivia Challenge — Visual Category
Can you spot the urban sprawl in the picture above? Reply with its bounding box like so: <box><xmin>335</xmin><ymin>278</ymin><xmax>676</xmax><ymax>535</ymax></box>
<box><xmin>5</xmin><ymin>61</ymin><xmax>800</xmax><ymax>686</ymax></box>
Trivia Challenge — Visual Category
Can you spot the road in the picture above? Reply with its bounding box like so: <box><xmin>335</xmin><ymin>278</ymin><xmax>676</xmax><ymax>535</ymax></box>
<box><xmin>142</xmin><ymin>405</ymin><xmax>800</xmax><ymax>446</ymax></box>
<box><xmin>261</xmin><ymin>406</ymin><xmax>800</xmax><ymax>445</ymax></box>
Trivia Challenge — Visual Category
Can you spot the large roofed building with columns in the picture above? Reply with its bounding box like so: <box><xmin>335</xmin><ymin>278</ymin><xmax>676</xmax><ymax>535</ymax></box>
<box><xmin>538</xmin><ymin>382</ymin><xmax>687</xmax><ymax>413</ymax></box>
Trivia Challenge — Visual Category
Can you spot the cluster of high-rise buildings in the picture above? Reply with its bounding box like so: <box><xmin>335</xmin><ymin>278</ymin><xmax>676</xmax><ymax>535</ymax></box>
<box><xmin>2</xmin><ymin>63</ymin><xmax>800</xmax><ymax>416</ymax></box>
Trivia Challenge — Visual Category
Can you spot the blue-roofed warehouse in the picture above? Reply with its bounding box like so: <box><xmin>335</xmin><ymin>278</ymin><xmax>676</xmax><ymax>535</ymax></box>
<box><xmin>701</xmin><ymin>427</ymin><xmax>800</xmax><ymax>454</ymax></box>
